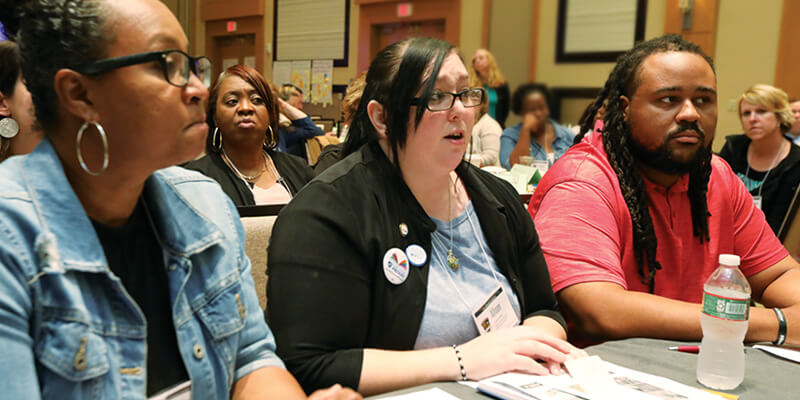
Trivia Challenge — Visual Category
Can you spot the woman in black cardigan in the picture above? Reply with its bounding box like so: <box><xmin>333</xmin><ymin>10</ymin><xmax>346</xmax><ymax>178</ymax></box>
<box><xmin>267</xmin><ymin>38</ymin><xmax>584</xmax><ymax>396</ymax></box>
<box><xmin>185</xmin><ymin>65</ymin><xmax>313</xmax><ymax>205</ymax></box>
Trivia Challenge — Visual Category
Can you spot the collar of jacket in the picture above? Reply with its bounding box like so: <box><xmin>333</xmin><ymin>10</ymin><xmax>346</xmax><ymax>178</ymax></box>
<box><xmin>22</xmin><ymin>139</ymin><xmax>224</xmax><ymax>273</ymax></box>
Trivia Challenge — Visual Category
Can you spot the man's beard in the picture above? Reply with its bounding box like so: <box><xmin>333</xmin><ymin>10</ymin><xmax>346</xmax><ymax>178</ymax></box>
<box><xmin>628</xmin><ymin>121</ymin><xmax>712</xmax><ymax>175</ymax></box>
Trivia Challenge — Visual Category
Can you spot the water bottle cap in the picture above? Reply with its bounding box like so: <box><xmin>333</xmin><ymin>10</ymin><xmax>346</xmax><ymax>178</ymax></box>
<box><xmin>718</xmin><ymin>254</ymin><xmax>741</xmax><ymax>266</ymax></box>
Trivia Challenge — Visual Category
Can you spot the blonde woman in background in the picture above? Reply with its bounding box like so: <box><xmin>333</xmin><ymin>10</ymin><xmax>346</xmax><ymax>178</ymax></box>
<box><xmin>467</xmin><ymin>99</ymin><xmax>501</xmax><ymax>167</ymax></box>
<box><xmin>719</xmin><ymin>84</ymin><xmax>800</xmax><ymax>234</ymax></box>
<box><xmin>470</xmin><ymin>48</ymin><xmax>510</xmax><ymax>128</ymax></box>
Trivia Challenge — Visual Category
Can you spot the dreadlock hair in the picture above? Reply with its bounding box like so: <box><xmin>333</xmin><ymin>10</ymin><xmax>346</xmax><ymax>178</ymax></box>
<box><xmin>574</xmin><ymin>34</ymin><xmax>715</xmax><ymax>292</ymax></box>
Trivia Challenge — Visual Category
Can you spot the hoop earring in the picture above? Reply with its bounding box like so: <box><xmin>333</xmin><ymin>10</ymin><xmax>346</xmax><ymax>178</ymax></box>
<box><xmin>75</xmin><ymin>121</ymin><xmax>109</xmax><ymax>176</ymax></box>
<box><xmin>0</xmin><ymin>117</ymin><xmax>19</xmax><ymax>139</ymax></box>
<box><xmin>265</xmin><ymin>126</ymin><xmax>275</xmax><ymax>147</ymax></box>
<box><xmin>212</xmin><ymin>127</ymin><xmax>222</xmax><ymax>151</ymax></box>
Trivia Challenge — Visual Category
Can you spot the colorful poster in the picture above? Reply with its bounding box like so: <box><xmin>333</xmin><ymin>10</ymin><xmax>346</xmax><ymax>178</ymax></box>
<box><xmin>290</xmin><ymin>60</ymin><xmax>311</xmax><ymax>93</ymax></box>
<box><xmin>310</xmin><ymin>60</ymin><xmax>333</xmax><ymax>106</ymax></box>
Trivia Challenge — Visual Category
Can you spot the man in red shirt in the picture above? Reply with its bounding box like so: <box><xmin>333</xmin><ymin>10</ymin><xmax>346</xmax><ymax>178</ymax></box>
<box><xmin>529</xmin><ymin>35</ymin><xmax>800</xmax><ymax>346</ymax></box>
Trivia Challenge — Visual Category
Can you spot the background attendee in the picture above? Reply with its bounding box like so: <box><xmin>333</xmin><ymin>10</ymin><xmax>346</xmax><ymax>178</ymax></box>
<box><xmin>528</xmin><ymin>35</ymin><xmax>800</xmax><ymax>347</ymax></box>
<box><xmin>267</xmin><ymin>37</ymin><xmax>583</xmax><ymax>396</ymax></box>
<box><xmin>0</xmin><ymin>40</ymin><xmax>41</xmax><ymax>161</ymax></box>
<box><xmin>279</xmin><ymin>83</ymin><xmax>304</xmax><ymax>110</ymax></box>
<box><xmin>466</xmin><ymin>99</ymin><xmax>501</xmax><ymax>166</ymax></box>
<box><xmin>313</xmin><ymin>71</ymin><xmax>366</xmax><ymax>174</ymax></box>
<box><xmin>788</xmin><ymin>98</ymin><xmax>800</xmax><ymax>145</ymax></box>
<box><xmin>185</xmin><ymin>65</ymin><xmax>313</xmax><ymax>206</ymax></box>
<box><xmin>499</xmin><ymin>83</ymin><xmax>574</xmax><ymax>169</ymax></box>
<box><xmin>0</xmin><ymin>1</ymin><xmax>357</xmax><ymax>399</ymax></box>
<box><xmin>719</xmin><ymin>84</ymin><xmax>800</xmax><ymax>234</ymax></box>
<box><xmin>276</xmin><ymin>87</ymin><xmax>324</xmax><ymax>158</ymax></box>
<box><xmin>470</xmin><ymin>48</ymin><xmax>509</xmax><ymax>128</ymax></box>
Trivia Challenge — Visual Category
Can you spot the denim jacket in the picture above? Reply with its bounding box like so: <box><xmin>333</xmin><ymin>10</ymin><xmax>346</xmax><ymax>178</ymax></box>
<box><xmin>0</xmin><ymin>139</ymin><xmax>283</xmax><ymax>399</ymax></box>
<box><xmin>499</xmin><ymin>119</ymin><xmax>575</xmax><ymax>169</ymax></box>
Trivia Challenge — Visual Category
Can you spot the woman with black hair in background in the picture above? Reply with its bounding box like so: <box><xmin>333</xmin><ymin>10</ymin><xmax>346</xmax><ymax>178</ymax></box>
<box><xmin>267</xmin><ymin>37</ymin><xmax>584</xmax><ymax>396</ymax></box>
<box><xmin>0</xmin><ymin>35</ymin><xmax>41</xmax><ymax>161</ymax></box>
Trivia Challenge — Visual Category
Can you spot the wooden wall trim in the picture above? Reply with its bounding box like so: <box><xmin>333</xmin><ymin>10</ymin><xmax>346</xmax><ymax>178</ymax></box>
<box><xmin>775</xmin><ymin>0</ymin><xmax>800</xmax><ymax>98</ymax></box>
<box><xmin>528</xmin><ymin>0</ymin><xmax>539</xmax><ymax>81</ymax></box>
<box><xmin>201</xmin><ymin>0</ymin><xmax>263</xmax><ymax>21</ymax></box>
<box><xmin>481</xmin><ymin>0</ymin><xmax>490</xmax><ymax>49</ymax></box>
<box><xmin>664</xmin><ymin>0</ymin><xmax>718</xmax><ymax>57</ymax></box>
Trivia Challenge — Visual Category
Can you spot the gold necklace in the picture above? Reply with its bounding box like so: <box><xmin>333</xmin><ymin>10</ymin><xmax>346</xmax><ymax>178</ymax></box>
<box><xmin>222</xmin><ymin>148</ymin><xmax>267</xmax><ymax>182</ymax></box>
<box><xmin>446</xmin><ymin>176</ymin><xmax>460</xmax><ymax>271</ymax></box>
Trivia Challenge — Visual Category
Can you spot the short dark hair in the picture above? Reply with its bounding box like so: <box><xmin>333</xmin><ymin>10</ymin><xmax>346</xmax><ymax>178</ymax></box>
<box><xmin>15</xmin><ymin>0</ymin><xmax>113</xmax><ymax>131</ymax></box>
<box><xmin>575</xmin><ymin>34</ymin><xmax>715</xmax><ymax>292</ymax></box>
<box><xmin>343</xmin><ymin>37</ymin><xmax>456</xmax><ymax>167</ymax></box>
<box><xmin>0</xmin><ymin>40</ymin><xmax>20</xmax><ymax>96</ymax></box>
<box><xmin>511</xmin><ymin>82</ymin><xmax>551</xmax><ymax>115</ymax></box>
<box><xmin>206</xmin><ymin>64</ymin><xmax>280</xmax><ymax>151</ymax></box>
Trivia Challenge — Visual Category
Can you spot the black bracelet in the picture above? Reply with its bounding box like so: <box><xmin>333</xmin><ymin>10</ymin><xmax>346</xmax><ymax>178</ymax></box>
<box><xmin>774</xmin><ymin>307</ymin><xmax>787</xmax><ymax>346</ymax></box>
<box><xmin>452</xmin><ymin>345</ymin><xmax>467</xmax><ymax>381</ymax></box>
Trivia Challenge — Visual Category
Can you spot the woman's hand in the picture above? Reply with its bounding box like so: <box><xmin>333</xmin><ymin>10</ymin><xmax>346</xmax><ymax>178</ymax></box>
<box><xmin>308</xmin><ymin>384</ymin><xmax>362</xmax><ymax>400</ymax></box>
<box><xmin>522</xmin><ymin>112</ymin><xmax>541</xmax><ymax>134</ymax></box>
<box><xmin>457</xmin><ymin>326</ymin><xmax>584</xmax><ymax>380</ymax></box>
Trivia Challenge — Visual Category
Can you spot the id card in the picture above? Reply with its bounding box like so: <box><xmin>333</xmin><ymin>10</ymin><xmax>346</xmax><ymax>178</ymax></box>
<box><xmin>472</xmin><ymin>285</ymin><xmax>519</xmax><ymax>335</ymax></box>
<box><xmin>753</xmin><ymin>195</ymin><xmax>762</xmax><ymax>210</ymax></box>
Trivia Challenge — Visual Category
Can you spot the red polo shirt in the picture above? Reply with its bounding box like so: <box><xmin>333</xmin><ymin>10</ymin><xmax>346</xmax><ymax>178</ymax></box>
<box><xmin>529</xmin><ymin>132</ymin><xmax>787</xmax><ymax>304</ymax></box>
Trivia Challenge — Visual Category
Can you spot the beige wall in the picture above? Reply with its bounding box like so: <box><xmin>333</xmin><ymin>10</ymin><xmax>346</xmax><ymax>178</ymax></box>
<box><xmin>713</xmin><ymin>0</ymin><xmax>783</xmax><ymax>150</ymax></box>
<box><xmin>459</xmin><ymin>0</ymin><xmax>484</xmax><ymax>62</ymax></box>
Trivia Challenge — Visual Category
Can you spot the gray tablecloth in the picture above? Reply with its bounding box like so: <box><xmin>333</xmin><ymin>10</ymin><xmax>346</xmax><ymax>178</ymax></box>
<box><xmin>368</xmin><ymin>338</ymin><xmax>800</xmax><ymax>399</ymax></box>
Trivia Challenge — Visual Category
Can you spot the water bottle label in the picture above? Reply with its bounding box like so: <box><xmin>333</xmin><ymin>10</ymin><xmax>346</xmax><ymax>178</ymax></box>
<box><xmin>702</xmin><ymin>291</ymin><xmax>749</xmax><ymax>321</ymax></box>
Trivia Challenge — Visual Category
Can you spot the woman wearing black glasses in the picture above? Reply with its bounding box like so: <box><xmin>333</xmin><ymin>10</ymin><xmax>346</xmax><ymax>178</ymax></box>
<box><xmin>0</xmin><ymin>1</ymin><xmax>357</xmax><ymax>399</ymax></box>
<box><xmin>185</xmin><ymin>65</ymin><xmax>313</xmax><ymax>206</ymax></box>
<box><xmin>267</xmin><ymin>37</ymin><xmax>585</xmax><ymax>396</ymax></box>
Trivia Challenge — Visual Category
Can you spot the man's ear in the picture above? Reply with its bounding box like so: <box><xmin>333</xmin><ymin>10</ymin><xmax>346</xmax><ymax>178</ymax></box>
<box><xmin>0</xmin><ymin>91</ymin><xmax>9</xmax><ymax>118</ymax></box>
<box><xmin>367</xmin><ymin>100</ymin><xmax>388</xmax><ymax>139</ymax></box>
<box><xmin>53</xmin><ymin>69</ymin><xmax>99</xmax><ymax>122</ymax></box>
<box><xmin>620</xmin><ymin>95</ymin><xmax>631</xmax><ymax>122</ymax></box>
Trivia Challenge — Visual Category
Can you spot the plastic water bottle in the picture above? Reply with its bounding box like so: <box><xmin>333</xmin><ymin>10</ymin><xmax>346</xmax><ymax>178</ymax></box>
<box><xmin>696</xmin><ymin>254</ymin><xmax>751</xmax><ymax>390</ymax></box>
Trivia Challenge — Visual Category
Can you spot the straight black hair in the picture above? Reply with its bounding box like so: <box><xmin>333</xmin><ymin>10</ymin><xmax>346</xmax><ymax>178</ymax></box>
<box><xmin>343</xmin><ymin>37</ymin><xmax>456</xmax><ymax>170</ymax></box>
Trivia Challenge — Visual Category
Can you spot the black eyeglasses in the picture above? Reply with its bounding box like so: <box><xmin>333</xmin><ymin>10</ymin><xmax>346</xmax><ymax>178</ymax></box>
<box><xmin>76</xmin><ymin>49</ymin><xmax>212</xmax><ymax>88</ymax></box>
<box><xmin>411</xmin><ymin>88</ymin><xmax>485</xmax><ymax>111</ymax></box>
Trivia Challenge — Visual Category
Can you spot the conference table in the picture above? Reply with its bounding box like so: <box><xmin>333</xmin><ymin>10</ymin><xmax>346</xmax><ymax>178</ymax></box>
<box><xmin>367</xmin><ymin>338</ymin><xmax>799</xmax><ymax>399</ymax></box>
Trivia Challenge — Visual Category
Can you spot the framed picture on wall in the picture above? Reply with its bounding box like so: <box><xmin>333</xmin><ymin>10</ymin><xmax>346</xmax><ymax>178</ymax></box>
<box><xmin>555</xmin><ymin>0</ymin><xmax>647</xmax><ymax>63</ymax></box>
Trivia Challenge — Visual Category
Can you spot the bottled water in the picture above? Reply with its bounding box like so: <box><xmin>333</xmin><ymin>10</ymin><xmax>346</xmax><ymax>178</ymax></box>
<box><xmin>696</xmin><ymin>254</ymin><xmax>751</xmax><ymax>390</ymax></box>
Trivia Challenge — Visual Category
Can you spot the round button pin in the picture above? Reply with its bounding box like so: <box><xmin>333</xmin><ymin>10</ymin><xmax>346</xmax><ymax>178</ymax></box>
<box><xmin>383</xmin><ymin>248</ymin><xmax>409</xmax><ymax>285</ymax></box>
<box><xmin>406</xmin><ymin>244</ymin><xmax>427</xmax><ymax>266</ymax></box>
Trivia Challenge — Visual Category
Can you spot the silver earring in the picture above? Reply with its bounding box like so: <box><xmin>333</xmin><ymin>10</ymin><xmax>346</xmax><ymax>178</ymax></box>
<box><xmin>212</xmin><ymin>127</ymin><xmax>222</xmax><ymax>151</ymax></box>
<box><xmin>0</xmin><ymin>117</ymin><xmax>19</xmax><ymax>139</ymax></box>
<box><xmin>76</xmin><ymin>121</ymin><xmax>109</xmax><ymax>176</ymax></box>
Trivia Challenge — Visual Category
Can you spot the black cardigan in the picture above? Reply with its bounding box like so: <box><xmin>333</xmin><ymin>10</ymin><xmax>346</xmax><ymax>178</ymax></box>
<box><xmin>183</xmin><ymin>150</ymin><xmax>314</xmax><ymax>206</ymax></box>
<box><xmin>719</xmin><ymin>134</ymin><xmax>800</xmax><ymax>234</ymax></box>
<box><xmin>266</xmin><ymin>141</ymin><xmax>565</xmax><ymax>392</ymax></box>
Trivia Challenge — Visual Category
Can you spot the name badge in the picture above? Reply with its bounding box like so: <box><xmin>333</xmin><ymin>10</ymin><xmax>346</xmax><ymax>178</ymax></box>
<box><xmin>753</xmin><ymin>195</ymin><xmax>762</xmax><ymax>210</ymax></box>
<box><xmin>472</xmin><ymin>285</ymin><xmax>519</xmax><ymax>335</ymax></box>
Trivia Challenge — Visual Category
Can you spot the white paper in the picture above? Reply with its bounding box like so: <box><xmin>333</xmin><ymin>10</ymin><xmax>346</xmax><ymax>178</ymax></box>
<box><xmin>272</xmin><ymin>61</ymin><xmax>292</xmax><ymax>86</ymax></box>
<box><xmin>753</xmin><ymin>344</ymin><xmax>800</xmax><ymax>363</ymax></box>
<box><xmin>222</xmin><ymin>58</ymin><xmax>238</xmax><ymax>71</ymax></box>
<box><xmin>310</xmin><ymin>59</ymin><xmax>333</xmax><ymax>105</ymax></box>
<box><xmin>290</xmin><ymin>60</ymin><xmax>311</xmax><ymax>92</ymax></box>
<box><xmin>243</xmin><ymin>56</ymin><xmax>256</xmax><ymax>69</ymax></box>
<box><xmin>379</xmin><ymin>387</ymin><xmax>461</xmax><ymax>400</ymax></box>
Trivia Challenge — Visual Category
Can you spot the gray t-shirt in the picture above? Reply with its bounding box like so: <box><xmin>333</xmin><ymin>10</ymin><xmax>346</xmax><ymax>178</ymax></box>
<box><xmin>414</xmin><ymin>201</ymin><xmax>521</xmax><ymax>349</ymax></box>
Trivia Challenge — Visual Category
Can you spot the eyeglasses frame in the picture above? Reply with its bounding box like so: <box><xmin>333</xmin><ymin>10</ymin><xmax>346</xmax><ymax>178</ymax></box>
<box><xmin>411</xmin><ymin>87</ymin><xmax>486</xmax><ymax>112</ymax></box>
<box><xmin>76</xmin><ymin>49</ymin><xmax>211</xmax><ymax>88</ymax></box>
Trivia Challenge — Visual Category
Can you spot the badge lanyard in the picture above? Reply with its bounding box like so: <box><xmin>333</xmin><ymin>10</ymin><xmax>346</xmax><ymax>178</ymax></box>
<box><xmin>746</xmin><ymin>140</ymin><xmax>785</xmax><ymax>210</ymax></box>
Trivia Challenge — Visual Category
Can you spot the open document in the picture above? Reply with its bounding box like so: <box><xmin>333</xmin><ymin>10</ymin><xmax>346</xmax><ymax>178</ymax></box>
<box><xmin>476</xmin><ymin>360</ymin><xmax>724</xmax><ymax>400</ymax></box>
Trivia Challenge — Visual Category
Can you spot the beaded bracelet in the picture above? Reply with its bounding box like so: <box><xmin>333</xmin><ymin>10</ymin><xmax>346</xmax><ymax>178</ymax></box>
<box><xmin>452</xmin><ymin>344</ymin><xmax>467</xmax><ymax>381</ymax></box>
<box><xmin>774</xmin><ymin>307</ymin><xmax>787</xmax><ymax>346</ymax></box>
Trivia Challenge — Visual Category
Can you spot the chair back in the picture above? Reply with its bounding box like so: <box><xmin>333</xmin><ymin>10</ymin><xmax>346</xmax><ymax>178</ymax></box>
<box><xmin>306</xmin><ymin>135</ymin><xmax>341</xmax><ymax>165</ymax></box>
<box><xmin>778</xmin><ymin>184</ymin><xmax>800</xmax><ymax>260</ymax></box>
<box><xmin>240</xmin><ymin>214</ymin><xmax>278</xmax><ymax>310</ymax></box>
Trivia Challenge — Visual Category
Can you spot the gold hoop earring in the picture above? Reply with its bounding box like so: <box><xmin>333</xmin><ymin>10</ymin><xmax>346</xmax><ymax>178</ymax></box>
<box><xmin>76</xmin><ymin>121</ymin><xmax>109</xmax><ymax>176</ymax></box>
<box><xmin>212</xmin><ymin>127</ymin><xmax>223</xmax><ymax>151</ymax></box>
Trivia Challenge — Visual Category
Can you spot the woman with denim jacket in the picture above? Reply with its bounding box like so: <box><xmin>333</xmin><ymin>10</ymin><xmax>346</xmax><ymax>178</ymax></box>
<box><xmin>0</xmin><ymin>1</ymin><xmax>358</xmax><ymax>399</ymax></box>
<box><xmin>267</xmin><ymin>37</ymin><xmax>586</xmax><ymax>396</ymax></box>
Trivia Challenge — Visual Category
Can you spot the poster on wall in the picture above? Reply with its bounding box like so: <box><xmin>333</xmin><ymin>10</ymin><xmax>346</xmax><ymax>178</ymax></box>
<box><xmin>310</xmin><ymin>60</ymin><xmax>333</xmax><ymax>106</ymax></box>
<box><xmin>272</xmin><ymin>61</ymin><xmax>292</xmax><ymax>86</ymax></box>
<box><xmin>290</xmin><ymin>60</ymin><xmax>311</xmax><ymax>93</ymax></box>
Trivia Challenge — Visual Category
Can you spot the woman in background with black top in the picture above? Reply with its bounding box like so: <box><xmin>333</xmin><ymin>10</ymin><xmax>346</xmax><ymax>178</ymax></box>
<box><xmin>185</xmin><ymin>65</ymin><xmax>314</xmax><ymax>206</ymax></box>
<box><xmin>719</xmin><ymin>84</ymin><xmax>800</xmax><ymax>234</ymax></box>
<box><xmin>267</xmin><ymin>37</ymin><xmax>583</xmax><ymax>396</ymax></box>
<box><xmin>470</xmin><ymin>48</ymin><xmax>509</xmax><ymax>128</ymax></box>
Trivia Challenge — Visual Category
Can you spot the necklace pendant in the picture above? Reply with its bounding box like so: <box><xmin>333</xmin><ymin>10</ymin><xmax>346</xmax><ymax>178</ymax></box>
<box><xmin>447</xmin><ymin>250</ymin><xmax>460</xmax><ymax>271</ymax></box>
